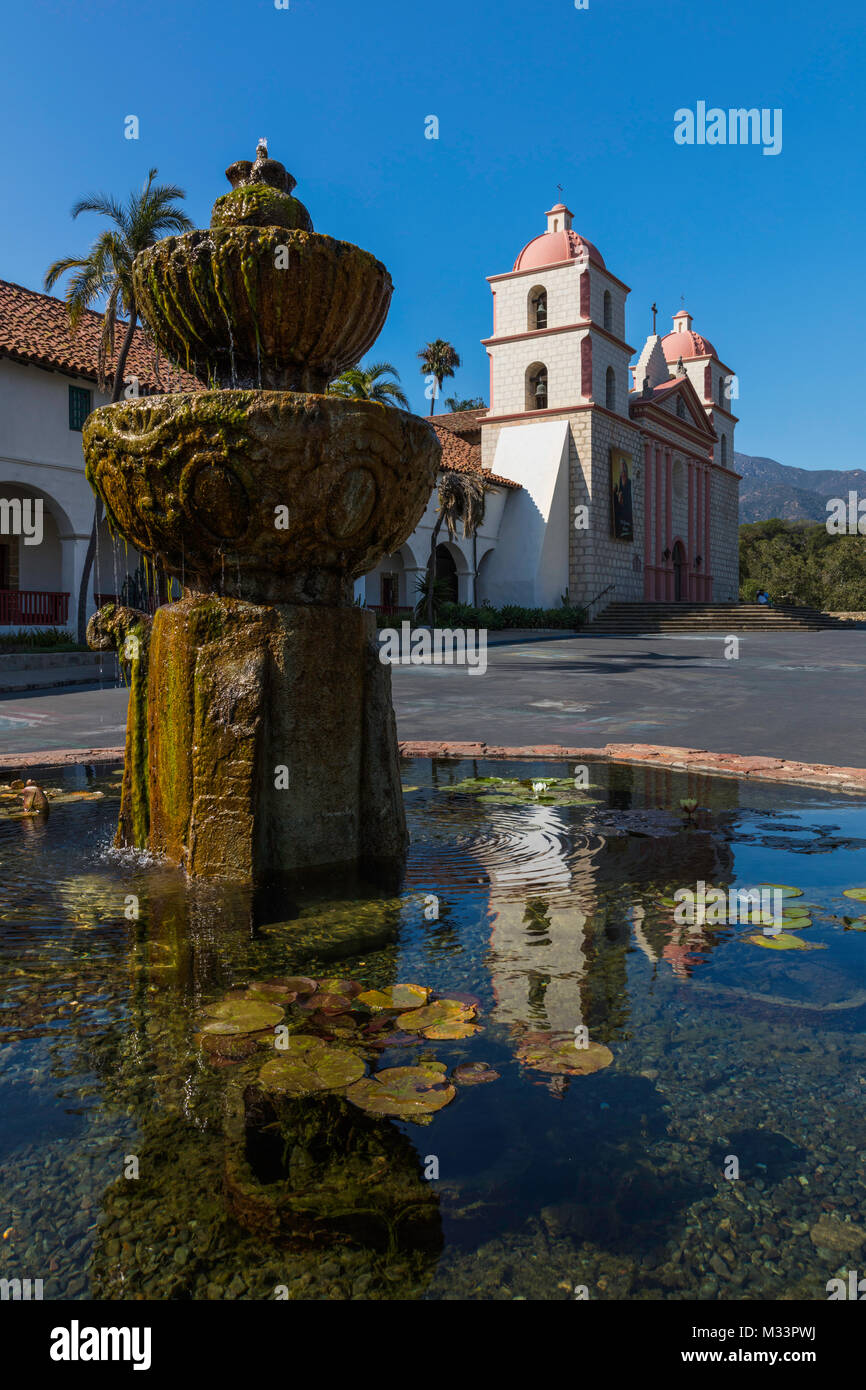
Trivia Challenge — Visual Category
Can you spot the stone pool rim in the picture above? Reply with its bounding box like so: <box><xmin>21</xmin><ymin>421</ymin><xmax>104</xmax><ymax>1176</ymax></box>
<box><xmin>2</xmin><ymin>740</ymin><xmax>865</xmax><ymax>795</ymax></box>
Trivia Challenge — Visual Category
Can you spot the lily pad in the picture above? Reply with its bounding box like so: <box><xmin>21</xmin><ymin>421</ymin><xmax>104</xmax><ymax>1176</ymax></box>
<box><xmin>516</xmin><ymin>1036</ymin><xmax>613</xmax><ymax>1076</ymax></box>
<box><xmin>259</xmin><ymin>1036</ymin><xmax>365</xmax><ymax>1097</ymax></box>
<box><xmin>356</xmin><ymin>983</ymin><xmax>430</xmax><ymax>1012</ymax></box>
<box><xmin>200</xmin><ymin>998</ymin><xmax>285</xmax><ymax>1036</ymax></box>
<box><xmin>396</xmin><ymin>998</ymin><xmax>477</xmax><ymax>1039</ymax></box>
<box><xmin>453</xmin><ymin>1062</ymin><xmax>500</xmax><ymax>1086</ymax></box>
<box><xmin>345</xmin><ymin>1063</ymin><xmax>455</xmax><ymax>1119</ymax></box>
<box><xmin>758</xmin><ymin>883</ymin><xmax>803</xmax><ymax>898</ymax></box>
<box><xmin>315</xmin><ymin>977</ymin><xmax>362</xmax><ymax>998</ymax></box>
<box><xmin>746</xmin><ymin>932</ymin><xmax>817</xmax><ymax>951</ymax></box>
<box><xmin>842</xmin><ymin>888</ymin><xmax>866</xmax><ymax>902</ymax></box>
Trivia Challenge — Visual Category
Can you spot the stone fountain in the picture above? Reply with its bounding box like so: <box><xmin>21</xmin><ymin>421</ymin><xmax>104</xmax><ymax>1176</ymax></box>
<box><xmin>84</xmin><ymin>144</ymin><xmax>440</xmax><ymax>881</ymax></box>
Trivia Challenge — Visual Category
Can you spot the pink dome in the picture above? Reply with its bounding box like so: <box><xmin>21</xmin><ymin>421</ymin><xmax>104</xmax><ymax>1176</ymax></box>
<box><xmin>513</xmin><ymin>227</ymin><xmax>605</xmax><ymax>272</ymax></box>
<box><xmin>662</xmin><ymin>328</ymin><xmax>716</xmax><ymax>361</ymax></box>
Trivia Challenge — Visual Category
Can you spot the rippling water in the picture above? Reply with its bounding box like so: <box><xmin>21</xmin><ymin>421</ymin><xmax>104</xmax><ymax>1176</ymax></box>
<box><xmin>1</xmin><ymin>757</ymin><xmax>865</xmax><ymax>1301</ymax></box>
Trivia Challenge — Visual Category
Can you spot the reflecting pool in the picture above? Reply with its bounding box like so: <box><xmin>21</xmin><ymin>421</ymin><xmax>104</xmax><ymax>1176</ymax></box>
<box><xmin>1</xmin><ymin>757</ymin><xmax>865</xmax><ymax>1300</ymax></box>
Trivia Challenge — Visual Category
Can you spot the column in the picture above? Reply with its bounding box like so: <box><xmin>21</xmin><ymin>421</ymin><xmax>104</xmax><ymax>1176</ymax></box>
<box><xmin>654</xmin><ymin>448</ymin><xmax>662</xmax><ymax>600</ymax></box>
<box><xmin>665</xmin><ymin>450</ymin><xmax>673</xmax><ymax>600</ymax></box>
<box><xmin>643</xmin><ymin>441</ymin><xmax>653</xmax><ymax>596</ymax></box>
<box><xmin>687</xmin><ymin>460</ymin><xmax>695</xmax><ymax>600</ymax></box>
<box><xmin>704</xmin><ymin>466</ymin><xmax>712</xmax><ymax>600</ymax></box>
<box><xmin>59</xmin><ymin>533</ymin><xmax>92</xmax><ymax>634</ymax></box>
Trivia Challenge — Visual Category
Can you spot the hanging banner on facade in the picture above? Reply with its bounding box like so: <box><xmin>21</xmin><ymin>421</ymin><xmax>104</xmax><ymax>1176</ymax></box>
<box><xmin>610</xmin><ymin>448</ymin><xmax>634</xmax><ymax>540</ymax></box>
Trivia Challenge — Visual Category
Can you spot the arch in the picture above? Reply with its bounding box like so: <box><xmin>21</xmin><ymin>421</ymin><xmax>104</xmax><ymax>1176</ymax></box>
<box><xmin>525</xmin><ymin>362</ymin><xmax>548</xmax><ymax>411</ymax></box>
<box><xmin>528</xmin><ymin>285</ymin><xmax>548</xmax><ymax>331</ymax></box>
<box><xmin>603</xmin><ymin>289</ymin><xmax>612</xmax><ymax>332</ymax></box>
<box><xmin>605</xmin><ymin>365</ymin><xmax>616</xmax><ymax>412</ymax></box>
<box><xmin>431</xmin><ymin>542</ymin><xmax>459</xmax><ymax>604</ymax></box>
<box><xmin>676</xmin><ymin>395</ymin><xmax>686</xmax><ymax>419</ymax></box>
<box><xmin>718</xmin><ymin>375</ymin><xmax>726</xmax><ymax>407</ymax></box>
<box><xmin>0</xmin><ymin>477</ymin><xmax>76</xmax><ymax>539</ymax></box>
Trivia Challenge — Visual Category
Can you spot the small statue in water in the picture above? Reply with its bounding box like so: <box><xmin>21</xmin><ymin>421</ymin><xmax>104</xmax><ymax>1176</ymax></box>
<box><xmin>21</xmin><ymin>780</ymin><xmax>49</xmax><ymax>815</ymax></box>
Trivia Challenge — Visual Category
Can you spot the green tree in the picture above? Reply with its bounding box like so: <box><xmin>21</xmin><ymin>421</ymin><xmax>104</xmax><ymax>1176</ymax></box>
<box><xmin>45</xmin><ymin>168</ymin><xmax>193</xmax><ymax>642</ymax></box>
<box><xmin>444</xmin><ymin>395</ymin><xmax>485</xmax><ymax>412</ymax></box>
<box><xmin>418</xmin><ymin>339</ymin><xmax>461</xmax><ymax>416</ymax></box>
<box><xmin>327</xmin><ymin>360</ymin><xmax>409</xmax><ymax>409</ymax></box>
<box><xmin>424</xmin><ymin>470</ymin><xmax>487</xmax><ymax>625</ymax></box>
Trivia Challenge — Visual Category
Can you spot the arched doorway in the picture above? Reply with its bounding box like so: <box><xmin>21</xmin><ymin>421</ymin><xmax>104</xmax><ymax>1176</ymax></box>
<box><xmin>672</xmin><ymin>540</ymin><xmax>686</xmax><ymax>601</ymax></box>
<box><xmin>433</xmin><ymin>544</ymin><xmax>458</xmax><ymax>603</ymax></box>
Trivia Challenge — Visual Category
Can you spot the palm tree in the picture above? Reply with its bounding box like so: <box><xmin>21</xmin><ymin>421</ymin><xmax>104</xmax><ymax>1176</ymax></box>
<box><xmin>444</xmin><ymin>396</ymin><xmax>485</xmax><ymax>412</ymax></box>
<box><xmin>418</xmin><ymin>339</ymin><xmax>461</xmax><ymax>416</ymax></box>
<box><xmin>45</xmin><ymin>168</ymin><xmax>193</xmax><ymax>642</ymax></box>
<box><xmin>327</xmin><ymin>360</ymin><xmax>409</xmax><ymax>409</ymax></box>
<box><xmin>425</xmin><ymin>470</ymin><xmax>487</xmax><ymax>625</ymax></box>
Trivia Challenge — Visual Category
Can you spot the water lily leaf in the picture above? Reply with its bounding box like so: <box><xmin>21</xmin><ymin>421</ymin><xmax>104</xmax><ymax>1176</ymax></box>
<box><xmin>453</xmin><ymin>1062</ymin><xmax>500</xmax><ymax>1085</ymax></box>
<box><xmin>780</xmin><ymin>914</ymin><xmax>812</xmax><ymax>929</ymax></box>
<box><xmin>357</xmin><ymin>983</ymin><xmax>430</xmax><ymax>1012</ymax></box>
<box><xmin>758</xmin><ymin>883</ymin><xmax>803</xmax><ymax>898</ymax></box>
<box><xmin>315</xmin><ymin>977</ymin><xmax>362</xmax><ymax>998</ymax></box>
<box><xmin>842</xmin><ymin>888</ymin><xmax>866</xmax><ymax>902</ymax></box>
<box><xmin>396</xmin><ymin>999</ymin><xmax>477</xmax><ymax>1038</ymax></box>
<box><xmin>200</xmin><ymin>998</ymin><xmax>284</xmax><ymax>1036</ymax></box>
<box><xmin>516</xmin><ymin>1036</ymin><xmax>613</xmax><ymax>1076</ymax></box>
<box><xmin>345</xmin><ymin>1063</ymin><xmax>455</xmax><ymax>1119</ymax></box>
<box><xmin>245</xmin><ymin>981</ymin><xmax>297</xmax><ymax>1003</ymax></box>
<box><xmin>746</xmin><ymin>932</ymin><xmax>814</xmax><ymax>950</ymax></box>
<box><xmin>274</xmin><ymin>976</ymin><xmax>318</xmax><ymax>995</ymax></box>
<box><xmin>259</xmin><ymin>1036</ymin><xmax>365</xmax><ymax>1096</ymax></box>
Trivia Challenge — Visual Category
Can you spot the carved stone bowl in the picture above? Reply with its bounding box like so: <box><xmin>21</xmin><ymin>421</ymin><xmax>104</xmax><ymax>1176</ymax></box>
<box><xmin>133</xmin><ymin>229</ymin><xmax>393</xmax><ymax>392</ymax></box>
<box><xmin>83</xmin><ymin>392</ymin><xmax>440</xmax><ymax>604</ymax></box>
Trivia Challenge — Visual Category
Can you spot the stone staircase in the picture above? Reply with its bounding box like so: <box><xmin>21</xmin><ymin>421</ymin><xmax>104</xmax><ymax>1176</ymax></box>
<box><xmin>585</xmin><ymin>602</ymin><xmax>848</xmax><ymax>633</ymax></box>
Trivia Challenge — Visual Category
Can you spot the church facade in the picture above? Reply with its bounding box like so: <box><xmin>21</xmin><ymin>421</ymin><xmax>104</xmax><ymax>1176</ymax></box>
<box><xmin>477</xmin><ymin>202</ymin><xmax>740</xmax><ymax>610</ymax></box>
<box><xmin>360</xmin><ymin>203</ymin><xmax>740</xmax><ymax>616</ymax></box>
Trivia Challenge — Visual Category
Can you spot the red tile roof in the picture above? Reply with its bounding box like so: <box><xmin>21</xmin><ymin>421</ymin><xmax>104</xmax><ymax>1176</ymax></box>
<box><xmin>429</xmin><ymin>407</ymin><xmax>487</xmax><ymax>437</ymax></box>
<box><xmin>0</xmin><ymin>279</ymin><xmax>202</xmax><ymax>393</ymax></box>
<box><xmin>431</xmin><ymin>419</ymin><xmax>519</xmax><ymax>489</ymax></box>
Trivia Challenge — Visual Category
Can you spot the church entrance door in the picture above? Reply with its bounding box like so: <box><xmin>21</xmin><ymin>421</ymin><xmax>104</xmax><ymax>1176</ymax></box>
<box><xmin>672</xmin><ymin>541</ymin><xmax>686</xmax><ymax>601</ymax></box>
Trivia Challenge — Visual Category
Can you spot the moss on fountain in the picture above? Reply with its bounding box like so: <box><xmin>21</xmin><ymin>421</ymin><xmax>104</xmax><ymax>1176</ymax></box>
<box><xmin>134</xmin><ymin>226</ymin><xmax>391</xmax><ymax>392</ymax></box>
<box><xmin>83</xmin><ymin>144</ymin><xmax>439</xmax><ymax>880</ymax></box>
<box><xmin>211</xmin><ymin>184</ymin><xmax>313</xmax><ymax>232</ymax></box>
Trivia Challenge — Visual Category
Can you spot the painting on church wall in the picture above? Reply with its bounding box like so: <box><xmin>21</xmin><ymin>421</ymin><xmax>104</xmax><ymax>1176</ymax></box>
<box><xmin>610</xmin><ymin>449</ymin><xmax>634</xmax><ymax>541</ymax></box>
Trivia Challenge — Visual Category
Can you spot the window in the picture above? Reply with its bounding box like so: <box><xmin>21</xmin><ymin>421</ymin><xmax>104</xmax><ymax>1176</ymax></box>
<box><xmin>69</xmin><ymin>386</ymin><xmax>92</xmax><ymax>431</ymax></box>
<box><xmin>526</xmin><ymin>363</ymin><xmax>548</xmax><ymax>410</ymax></box>
<box><xmin>605</xmin><ymin>365</ymin><xmax>616</xmax><ymax>411</ymax></box>
<box><xmin>529</xmin><ymin>287</ymin><xmax>547</xmax><ymax>330</ymax></box>
<box><xmin>720</xmin><ymin>434</ymin><xmax>728</xmax><ymax>466</ymax></box>
<box><xmin>676</xmin><ymin>396</ymin><xmax>686</xmax><ymax>419</ymax></box>
<box><xmin>603</xmin><ymin>290</ymin><xmax>612</xmax><ymax>332</ymax></box>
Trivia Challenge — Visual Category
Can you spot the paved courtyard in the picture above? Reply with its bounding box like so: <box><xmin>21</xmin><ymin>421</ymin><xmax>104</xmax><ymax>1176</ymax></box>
<box><xmin>0</xmin><ymin>629</ymin><xmax>863</xmax><ymax>768</ymax></box>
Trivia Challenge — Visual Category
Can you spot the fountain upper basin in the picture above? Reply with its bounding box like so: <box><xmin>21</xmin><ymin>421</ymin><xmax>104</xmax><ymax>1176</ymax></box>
<box><xmin>133</xmin><ymin>228</ymin><xmax>393</xmax><ymax>392</ymax></box>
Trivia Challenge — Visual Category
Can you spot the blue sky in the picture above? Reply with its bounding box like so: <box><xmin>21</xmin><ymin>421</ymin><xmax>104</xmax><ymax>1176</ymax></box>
<box><xmin>1</xmin><ymin>0</ymin><xmax>863</xmax><ymax>469</ymax></box>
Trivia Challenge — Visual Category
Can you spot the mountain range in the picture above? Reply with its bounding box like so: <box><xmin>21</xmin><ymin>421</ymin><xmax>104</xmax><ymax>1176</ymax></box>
<box><xmin>735</xmin><ymin>452</ymin><xmax>866</xmax><ymax>524</ymax></box>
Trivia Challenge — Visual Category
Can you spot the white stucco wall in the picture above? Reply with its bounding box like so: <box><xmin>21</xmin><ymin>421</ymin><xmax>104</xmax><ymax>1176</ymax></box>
<box><xmin>479</xmin><ymin>421</ymin><xmax>570</xmax><ymax>607</ymax></box>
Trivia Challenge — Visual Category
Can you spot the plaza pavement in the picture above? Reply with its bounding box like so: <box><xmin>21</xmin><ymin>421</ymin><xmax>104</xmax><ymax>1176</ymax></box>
<box><xmin>0</xmin><ymin>628</ymin><xmax>863</xmax><ymax>771</ymax></box>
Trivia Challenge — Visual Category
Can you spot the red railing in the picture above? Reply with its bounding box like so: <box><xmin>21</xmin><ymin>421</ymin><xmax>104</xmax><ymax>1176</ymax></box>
<box><xmin>0</xmin><ymin>590</ymin><xmax>70</xmax><ymax>626</ymax></box>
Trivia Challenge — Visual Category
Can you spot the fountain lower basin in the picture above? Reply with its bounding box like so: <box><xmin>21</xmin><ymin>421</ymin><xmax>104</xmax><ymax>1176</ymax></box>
<box><xmin>84</xmin><ymin>391</ymin><xmax>439</xmax><ymax>604</ymax></box>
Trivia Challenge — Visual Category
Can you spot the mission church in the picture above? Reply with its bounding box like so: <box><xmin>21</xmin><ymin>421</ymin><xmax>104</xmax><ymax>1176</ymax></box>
<box><xmin>361</xmin><ymin>202</ymin><xmax>741</xmax><ymax>615</ymax></box>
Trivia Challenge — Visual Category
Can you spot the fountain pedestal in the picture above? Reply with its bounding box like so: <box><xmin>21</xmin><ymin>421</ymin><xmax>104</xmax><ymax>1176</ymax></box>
<box><xmin>137</xmin><ymin>597</ymin><xmax>406</xmax><ymax>878</ymax></box>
